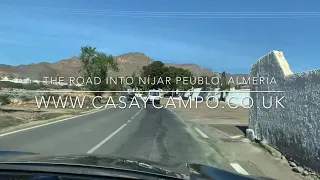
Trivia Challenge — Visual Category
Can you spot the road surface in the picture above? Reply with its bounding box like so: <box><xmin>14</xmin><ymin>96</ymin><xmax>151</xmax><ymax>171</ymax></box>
<box><xmin>0</xmin><ymin>102</ymin><xmax>236</xmax><ymax>174</ymax></box>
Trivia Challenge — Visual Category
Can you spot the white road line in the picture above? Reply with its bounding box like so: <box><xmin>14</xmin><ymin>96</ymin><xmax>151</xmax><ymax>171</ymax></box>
<box><xmin>194</xmin><ymin>127</ymin><xmax>209</xmax><ymax>139</ymax></box>
<box><xmin>0</xmin><ymin>107</ymin><xmax>114</xmax><ymax>137</ymax></box>
<box><xmin>230</xmin><ymin>163</ymin><xmax>249</xmax><ymax>175</ymax></box>
<box><xmin>87</xmin><ymin>106</ymin><xmax>141</xmax><ymax>153</ymax></box>
<box><xmin>87</xmin><ymin>123</ymin><xmax>127</xmax><ymax>154</ymax></box>
<box><xmin>131</xmin><ymin>108</ymin><xmax>143</xmax><ymax>119</ymax></box>
<box><xmin>230</xmin><ymin>135</ymin><xmax>243</xmax><ymax>139</ymax></box>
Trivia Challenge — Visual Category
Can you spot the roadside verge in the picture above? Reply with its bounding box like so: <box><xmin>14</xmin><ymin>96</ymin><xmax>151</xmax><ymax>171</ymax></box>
<box><xmin>165</xmin><ymin>101</ymin><xmax>307</xmax><ymax>180</ymax></box>
<box><xmin>0</xmin><ymin>107</ymin><xmax>111</xmax><ymax>137</ymax></box>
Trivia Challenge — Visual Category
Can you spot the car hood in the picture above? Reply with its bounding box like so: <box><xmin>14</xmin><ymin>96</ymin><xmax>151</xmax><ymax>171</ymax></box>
<box><xmin>0</xmin><ymin>151</ymin><xmax>274</xmax><ymax>180</ymax></box>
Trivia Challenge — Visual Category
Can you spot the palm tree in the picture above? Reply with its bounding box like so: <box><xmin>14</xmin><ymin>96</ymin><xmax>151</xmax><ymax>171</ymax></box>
<box><xmin>219</xmin><ymin>72</ymin><xmax>230</xmax><ymax>101</ymax></box>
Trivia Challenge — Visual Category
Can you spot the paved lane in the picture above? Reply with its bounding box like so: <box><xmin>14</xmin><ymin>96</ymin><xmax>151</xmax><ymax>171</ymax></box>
<box><xmin>0</xmin><ymin>105</ymin><xmax>141</xmax><ymax>155</ymax></box>
<box><xmin>0</xmin><ymin>102</ymin><xmax>234</xmax><ymax>174</ymax></box>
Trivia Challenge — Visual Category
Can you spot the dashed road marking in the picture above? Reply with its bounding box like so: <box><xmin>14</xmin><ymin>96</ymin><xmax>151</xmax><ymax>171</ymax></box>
<box><xmin>87</xmin><ymin>123</ymin><xmax>127</xmax><ymax>154</ymax></box>
<box><xmin>194</xmin><ymin>127</ymin><xmax>209</xmax><ymax>139</ymax></box>
<box><xmin>230</xmin><ymin>163</ymin><xmax>249</xmax><ymax>175</ymax></box>
<box><xmin>131</xmin><ymin>108</ymin><xmax>143</xmax><ymax>119</ymax></box>
<box><xmin>87</xmin><ymin>107</ymin><xmax>143</xmax><ymax>153</ymax></box>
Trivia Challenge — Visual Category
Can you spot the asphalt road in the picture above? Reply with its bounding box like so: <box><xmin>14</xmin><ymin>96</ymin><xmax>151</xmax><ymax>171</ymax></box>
<box><xmin>0</xmin><ymin>102</ymin><xmax>235</xmax><ymax>174</ymax></box>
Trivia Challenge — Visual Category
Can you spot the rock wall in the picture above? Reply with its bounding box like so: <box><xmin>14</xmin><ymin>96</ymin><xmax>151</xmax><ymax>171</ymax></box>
<box><xmin>249</xmin><ymin>50</ymin><xmax>320</xmax><ymax>172</ymax></box>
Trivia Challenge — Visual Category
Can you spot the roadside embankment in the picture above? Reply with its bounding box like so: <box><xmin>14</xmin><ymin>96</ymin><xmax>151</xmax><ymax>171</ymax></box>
<box><xmin>0</xmin><ymin>90</ymin><xmax>117</xmax><ymax>131</ymax></box>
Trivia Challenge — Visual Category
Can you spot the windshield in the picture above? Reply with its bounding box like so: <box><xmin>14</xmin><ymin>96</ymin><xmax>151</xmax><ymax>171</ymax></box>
<box><xmin>0</xmin><ymin>1</ymin><xmax>318</xmax><ymax>180</ymax></box>
<box><xmin>149</xmin><ymin>92</ymin><xmax>160</xmax><ymax>96</ymax></box>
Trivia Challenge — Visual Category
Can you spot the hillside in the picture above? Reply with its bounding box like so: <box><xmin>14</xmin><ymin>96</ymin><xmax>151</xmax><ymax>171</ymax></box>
<box><xmin>0</xmin><ymin>52</ymin><xmax>249</xmax><ymax>81</ymax></box>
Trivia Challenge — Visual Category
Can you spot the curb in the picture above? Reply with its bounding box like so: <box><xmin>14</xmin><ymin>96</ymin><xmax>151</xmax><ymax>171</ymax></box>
<box><xmin>257</xmin><ymin>141</ymin><xmax>282</xmax><ymax>159</ymax></box>
<box><xmin>255</xmin><ymin>140</ymin><xmax>320</xmax><ymax>179</ymax></box>
<box><xmin>210</xmin><ymin>126</ymin><xmax>238</xmax><ymax>139</ymax></box>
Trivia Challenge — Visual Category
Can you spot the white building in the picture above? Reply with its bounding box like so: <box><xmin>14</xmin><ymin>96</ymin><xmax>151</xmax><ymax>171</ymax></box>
<box><xmin>32</xmin><ymin>80</ymin><xmax>41</xmax><ymax>84</ymax></box>
<box><xmin>0</xmin><ymin>75</ymin><xmax>83</xmax><ymax>87</ymax></box>
<box><xmin>0</xmin><ymin>76</ymin><xmax>10</xmax><ymax>81</ymax></box>
<box><xmin>11</xmin><ymin>77</ymin><xmax>32</xmax><ymax>84</ymax></box>
<box><xmin>1</xmin><ymin>76</ymin><xmax>33</xmax><ymax>84</ymax></box>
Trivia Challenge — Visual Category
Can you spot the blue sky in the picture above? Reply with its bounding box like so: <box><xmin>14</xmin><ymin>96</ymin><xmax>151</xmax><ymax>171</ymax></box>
<box><xmin>0</xmin><ymin>0</ymin><xmax>319</xmax><ymax>74</ymax></box>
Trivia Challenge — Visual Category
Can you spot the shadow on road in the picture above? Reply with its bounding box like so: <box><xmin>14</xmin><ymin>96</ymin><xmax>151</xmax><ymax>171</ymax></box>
<box><xmin>236</xmin><ymin>125</ymin><xmax>248</xmax><ymax>135</ymax></box>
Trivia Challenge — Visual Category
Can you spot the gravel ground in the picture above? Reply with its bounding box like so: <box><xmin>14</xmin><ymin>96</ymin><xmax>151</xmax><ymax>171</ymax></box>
<box><xmin>161</xmin><ymin>99</ymin><xmax>249</xmax><ymax>136</ymax></box>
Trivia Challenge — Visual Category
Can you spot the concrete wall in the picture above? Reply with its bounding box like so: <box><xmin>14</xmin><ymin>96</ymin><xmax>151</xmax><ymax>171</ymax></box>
<box><xmin>249</xmin><ymin>50</ymin><xmax>320</xmax><ymax>172</ymax></box>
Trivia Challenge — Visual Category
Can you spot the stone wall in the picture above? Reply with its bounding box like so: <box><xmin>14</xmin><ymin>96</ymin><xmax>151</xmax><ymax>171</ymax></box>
<box><xmin>249</xmin><ymin>50</ymin><xmax>320</xmax><ymax>172</ymax></box>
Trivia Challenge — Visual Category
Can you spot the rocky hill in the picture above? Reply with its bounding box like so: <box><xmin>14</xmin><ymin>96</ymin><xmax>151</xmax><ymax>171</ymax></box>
<box><xmin>0</xmin><ymin>52</ymin><xmax>248</xmax><ymax>81</ymax></box>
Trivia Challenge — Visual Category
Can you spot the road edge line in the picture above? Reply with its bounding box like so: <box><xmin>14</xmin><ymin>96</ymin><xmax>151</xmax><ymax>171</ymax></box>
<box><xmin>131</xmin><ymin>108</ymin><xmax>143</xmax><ymax>119</ymax></box>
<box><xmin>194</xmin><ymin>127</ymin><xmax>209</xmax><ymax>139</ymax></box>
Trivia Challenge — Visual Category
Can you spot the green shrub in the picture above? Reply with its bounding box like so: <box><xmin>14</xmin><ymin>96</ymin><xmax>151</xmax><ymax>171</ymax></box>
<box><xmin>70</xmin><ymin>85</ymin><xmax>81</xmax><ymax>90</ymax></box>
<box><xmin>61</xmin><ymin>85</ymin><xmax>69</xmax><ymax>89</ymax></box>
<box><xmin>42</xmin><ymin>93</ymin><xmax>60</xmax><ymax>100</ymax></box>
<box><xmin>47</xmin><ymin>84</ymin><xmax>62</xmax><ymax>89</ymax></box>
<box><xmin>20</xmin><ymin>95</ymin><xmax>34</xmax><ymax>102</ymax></box>
<box><xmin>0</xmin><ymin>81</ymin><xmax>23</xmax><ymax>89</ymax></box>
<box><xmin>23</xmin><ymin>83</ymin><xmax>41</xmax><ymax>90</ymax></box>
<box><xmin>0</xmin><ymin>95</ymin><xmax>10</xmax><ymax>105</ymax></box>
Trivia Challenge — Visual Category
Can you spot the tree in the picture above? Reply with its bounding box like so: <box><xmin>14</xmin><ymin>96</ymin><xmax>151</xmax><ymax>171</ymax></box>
<box><xmin>128</xmin><ymin>73</ymin><xmax>136</xmax><ymax>90</ymax></box>
<box><xmin>8</xmin><ymin>74</ymin><xmax>14</xmax><ymax>80</ymax></box>
<box><xmin>141</xmin><ymin>61</ymin><xmax>167</xmax><ymax>90</ymax></box>
<box><xmin>176</xmin><ymin>68</ymin><xmax>193</xmax><ymax>91</ymax></box>
<box><xmin>128</xmin><ymin>72</ymin><xmax>143</xmax><ymax>91</ymax></box>
<box><xmin>140</xmin><ymin>62</ymin><xmax>194</xmax><ymax>92</ymax></box>
<box><xmin>109</xmin><ymin>77</ymin><xmax>125</xmax><ymax>91</ymax></box>
<box><xmin>218</xmin><ymin>72</ymin><xmax>231</xmax><ymax>101</ymax></box>
<box><xmin>193</xmin><ymin>75</ymin><xmax>216</xmax><ymax>90</ymax></box>
<box><xmin>164</xmin><ymin>66</ymin><xmax>178</xmax><ymax>91</ymax></box>
<box><xmin>80</xmin><ymin>46</ymin><xmax>118</xmax><ymax>97</ymax></box>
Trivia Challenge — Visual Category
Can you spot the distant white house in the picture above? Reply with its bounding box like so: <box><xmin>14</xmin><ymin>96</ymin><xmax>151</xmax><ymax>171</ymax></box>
<box><xmin>0</xmin><ymin>76</ymin><xmax>32</xmax><ymax>84</ymax></box>
<box><xmin>0</xmin><ymin>76</ymin><xmax>81</xmax><ymax>86</ymax></box>
<box><xmin>73</xmin><ymin>83</ymin><xmax>83</xmax><ymax>87</ymax></box>
<box><xmin>190</xmin><ymin>88</ymin><xmax>206</xmax><ymax>100</ymax></box>
<box><xmin>0</xmin><ymin>76</ymin><xmax>10</xmax><ymax>81</ymax></box>
<box><xmin>176</xmin><ymin>86</ymin><xmax>250</xmax><ymax>106</ymax></box>
<box><xmin>39</xmin><ymin>80</ymin><xmax>69</xmax><ymax>86</ymax></box>
<box><xmin>11</xmin><ymin>77</ymin><xmax>32</xmax><ymax>84</ymax></box>
<box><xmin>32</xmin><ymin>80</ymin><xmax>41</xmax><ymax>84</ymax></box>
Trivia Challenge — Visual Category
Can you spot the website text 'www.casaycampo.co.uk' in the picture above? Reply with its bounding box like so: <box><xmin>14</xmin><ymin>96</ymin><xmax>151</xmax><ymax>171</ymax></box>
<box><xmin>34</xmin><ymin>95</ymin><xmax>285</xmax><ymax>109</ymax></box>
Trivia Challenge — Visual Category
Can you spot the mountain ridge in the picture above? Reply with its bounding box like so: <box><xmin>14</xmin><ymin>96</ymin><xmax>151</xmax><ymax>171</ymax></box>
<box><xmin>0</xmin><ymin>52</ymin><xmax>248</xmax><ymax>81</ymax></box>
